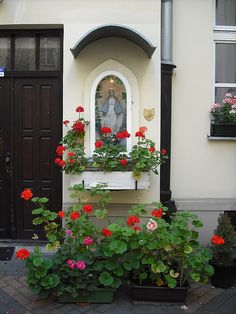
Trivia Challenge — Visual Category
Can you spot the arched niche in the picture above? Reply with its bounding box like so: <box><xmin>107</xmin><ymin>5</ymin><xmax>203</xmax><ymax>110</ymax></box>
<box><xmin>84</xmin><ymin>59</ymin><xmax>139</xmax><ymax>155</ymax></box>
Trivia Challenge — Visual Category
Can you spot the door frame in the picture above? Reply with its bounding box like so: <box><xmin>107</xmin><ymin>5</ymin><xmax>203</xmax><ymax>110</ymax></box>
<box><xmin>0</xmin><ymin>28</ymin><xmax>63</xmax><ymax>239</ymax></box>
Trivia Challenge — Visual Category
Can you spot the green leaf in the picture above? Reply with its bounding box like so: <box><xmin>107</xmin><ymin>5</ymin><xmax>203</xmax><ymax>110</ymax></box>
<box><xmin>151</xmin><ymin>264</ymin><xmax>161</xmax><ymax>273</ymax></box>
<box><xmin>33</xmin><ymin>217</ymin><xmax>43</xmax><ymax>225</ymax></box>
<box><xmin>107</xmin><ymin>224</ymin><xmax>120</xmax><ymax>232</ymax></box>
<box><xmin>31</xmin><ymin>197</ymin><xmax>40</xmax><ymax>202</ymax></box>
<box><xmin>99</xmin><ymin>271</ymin><xmax>114</xmax><ymax>286</ymax></box>
<box><xmin>139</xmin><ymin>272</ymin><xmax>148</xmax><ymax>281</ymax></box>
<box><xmin>47</xmin><ymin>234</ymin><xmax>57</xmax><ymax>243</ymax></box>
<box><xmin>32</xmin><ymin>208</ymin><xmax>43</xmax><ymax>215</ymax></box>
<box><xmin>191</xmin><ymin>273</ymin><xmax>200</xmax><ymax>282</ymax></box>
<box><xmin>33</xmin><ymin>257</ymin><xmax>44</xmax><ymax>267</ymax></box>
<box><xmin>39</xmin><ymin>197</ymin><xmax>49</xmax><ymax>203</ymax></box>
<box><xmin>49</xmin><ymin>212</ymin><xmax>58</xmax><ymax>220</ymax></box>
<box><xmin>184</xmin><ymin>245</ymin><xmax>193</xmax><ymax>254</ymax></box>
<box><xmin>94</xmin><ymin>209</ymin><xmax>108</xmax><ymax>219</ymax></box>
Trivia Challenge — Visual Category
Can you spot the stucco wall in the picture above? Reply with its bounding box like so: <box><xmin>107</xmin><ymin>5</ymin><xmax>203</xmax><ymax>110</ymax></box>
<box><xmin>0</xmin><ymin>0</ymin><xmax>162</xmax><ymax>204</ymax></box>
<box><xmin>172</xmin><ymin>0</ymin><xmax>236</xmax><ymax>199</ymax></box>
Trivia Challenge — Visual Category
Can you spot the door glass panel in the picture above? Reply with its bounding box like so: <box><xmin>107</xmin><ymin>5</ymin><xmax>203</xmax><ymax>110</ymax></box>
<box><xmin>215</xmin><ymin>43</ymin><xmax>236</xmax><ymax>83</ymax></box>
<box><xmin>216</xmin><ymin>0</ymin><xmax>236</xmax><ymax>26</ymax></box>
<box><xmin>15</xmin><ymin>37</ymin><xmax>36</xmax><ymax>71</ymax></box>
<box><xmin>39</xmin><ymin>37</ymin><xmax>60</xmax><ymax>70</ymax></box>
<box><xmin>0</xmin><ymin>37</ymin><xmax>11</xmax><ymax>70</ymax></box>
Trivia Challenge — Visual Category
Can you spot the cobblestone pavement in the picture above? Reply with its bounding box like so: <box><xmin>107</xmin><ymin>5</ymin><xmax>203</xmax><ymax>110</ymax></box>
<box><xmin>0</xmin><ymin>254</ymin><xmax>236</xmax><ymax>314</ymax></box>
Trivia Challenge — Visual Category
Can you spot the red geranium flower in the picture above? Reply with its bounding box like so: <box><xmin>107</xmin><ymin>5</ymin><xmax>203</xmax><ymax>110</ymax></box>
<box><xmin>95</xmin><ymin>141</ymin><xmax>103</xmax><ymax>148</ymax></box>
<box><xmin>68</xmin><ymin>152</ymin><xmax>75</xmax><ymax>157</ymax></box>
<box><xmin>149</xmin><ymin>147</ymin><xmax>155</xmax><ymax>153</ymax></box>
<box><xmin>58</xmin><ymin>211</ymin><xmax>65</xmax><ymax>218</ymax></box>
<box><xmin>161</xmin><ymin>149</ymin><xmax>167</xmax><ymax>155</ymax></box>
<box><xmin>76</xmin><ymin>106</ymin><xmax>84</xmax><ymax>113</ymax></box>
<box><xmin>56</xmin><ymin>145</ymin><xmax>66</xmax><ymax>156</ymax></box>
<box><xmin>16</xmin><ymin>248</ymin><xmax>30</xmax><ymax>260</ymax></box>
<box><xmin>116</xmin><ymin>130</ymin><xmax>131</xmax><ymax>139</ymax></box>
<box><xmin>21</xmin><ymin>189</ymin><xmax>33</xmax><ymax>201</ymax></box>
<box><xmin>151</xmin><ymin>208</ymin><xmax>163</xmax><ymax>218</ymax></box>
<box><xmin>127</xmin><ymin>216</ymin><xmax>140</xmax><ymax>226</ymax></box>
<box><xmin>135</xmin><ymin>131</ymin><xmax>145</xmax><ymax>138</ymax></box>
<box><xmin>211</xmin><ymin>235</ymin><xmax>225</xmax><ymax>245</ymax></box>
<box><xmin>82</xmin><ymin>204</ymin><xmax>93</xmax><ymax>213</ymax></box>
<box><xmin>139</xmin><ymin>126</ymin><xmax>148</xmax><ymax>133</ymax></box>
<box><xmin>63</xmin><ymin>120</ymin><xmax>69</xmax><ymax>126</ymax></box>
<box><xmin>102</xmin><ymin>228</ymin><xmax>112</xmax><ymax>237</ymax></box>
<box><xmin>70</xmin><ymin>212</ymin><xmax>81</xmax><ymax>220</ymax></box>
<box><xmin>134</xmin><ymin>226</ymin><xmax>141</xmax><ymax>231</ymax></box>
<box><xmin>59</xmin><ymin>160</ymin><xmax>66</xmax><ymax>167</ymax></box>
<box><xmin>69</xmin><ymin>159</ymin><xmax>75</xmax><ymax>164</ymax></box>
<box><xmin>120</xmin><ymin>159</ymin><xmax>128</xmax><ymax>166</ymax></box>
<box><xmin>55</xmin><ymin>158</ymin><xmax>61</xmax><ymax>165</ymax></box>
<box><xmin>101</xmin><ymin>126</ymin><xmax>112</xmax><ymax>134</ymax></box>
<box><xmin>72</xmin><ymin>121</ymin><xmax>85</xmax><ymax>134</ymax></box>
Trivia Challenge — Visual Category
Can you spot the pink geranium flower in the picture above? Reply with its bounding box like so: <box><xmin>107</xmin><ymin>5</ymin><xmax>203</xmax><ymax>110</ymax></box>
<box><xmin>67</xmin><ymin>259</ymin><xmax>75</xmax><ymax>269</ymax></box>
<box><xmin>146</xmin><ymin>219</ymin><xmax>158</xmax><ymax>231</ymax></box>
<box><xmin>76</xmin><ymin>260</ymin><xmax>86</xmax><ymax>270</ymax></box>
<box><xmin>83</xmin><ymin>237</ymin><xmax>93</xmax><ymax>246</ymax></box>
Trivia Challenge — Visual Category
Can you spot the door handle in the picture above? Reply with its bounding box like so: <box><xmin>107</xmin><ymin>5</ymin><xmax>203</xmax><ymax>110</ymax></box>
<box><xmin>5</xmin><ymin>152</ymin><xmax>11</xmax><ymax>164</ymax></box>
<box><xmin>5</xmin><ymin>152</ymin><xmax>11</xmax><ymax>174</ymax></box>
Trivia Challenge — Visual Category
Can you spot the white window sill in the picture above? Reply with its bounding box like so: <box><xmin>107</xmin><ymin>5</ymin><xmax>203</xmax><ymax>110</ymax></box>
<box><xmin>208</xmin><ymin>135</ymin><xmax>236</xmax><ymax>141</ymax></box>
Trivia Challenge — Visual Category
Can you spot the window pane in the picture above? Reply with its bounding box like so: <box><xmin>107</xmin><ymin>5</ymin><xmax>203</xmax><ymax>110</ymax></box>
<box><xmin>216</xmin><ymin>0</ymin><xmax>236</xmax><ymax>26</ymax></box>
<box><xmin>215</xmin><ymin>43</ymin><xmax>236</xmax><ymax>83</ymax></box>
<box><xmin>215</xmin><ymin>87</ymin><xmax>236</xmax><ymax>103</ymax></box>
<box><xmin>0</xmin><ymin>37</ymin><xmax>11</xmax><ymax>70</ymax></box>
<box><xmin>40</xmin><ymin>37</ymin><xmax>60</xmax><ymax>71</ymax></box>
<box><xmin>15</xmin><ymin>37</ymin><xmax>36</xmax><ymax>71</ymax></box>
<box><xmin>95</xmin><ymin>75</ymin><xmax>127</xmax><ymax>145</ymax></box>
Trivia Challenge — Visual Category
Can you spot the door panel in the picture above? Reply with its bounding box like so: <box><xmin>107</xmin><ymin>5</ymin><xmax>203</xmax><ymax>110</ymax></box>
<box><xmin>0</xmin><ymin>79</ymin><xmax>12</xmax><ymax>238</ymax></box>
<box><xmin>14</xmin><ymin>78</ymin><xmax>62</xmax><ymax>239</ymax></box>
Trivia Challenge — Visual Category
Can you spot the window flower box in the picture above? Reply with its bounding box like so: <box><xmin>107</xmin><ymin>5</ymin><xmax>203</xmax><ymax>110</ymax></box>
<box><xmin>211</xmin><ymin>123</ymin><xmax>236</xmax><ymax>137</ymax></box>
<box><xmin>69</xmin><ymin>171</ymin><xmax>150</xmax><ymax>190</ymax></box>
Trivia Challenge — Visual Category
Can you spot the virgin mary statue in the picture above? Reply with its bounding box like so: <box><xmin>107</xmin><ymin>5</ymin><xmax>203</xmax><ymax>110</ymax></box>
<box><xmin>101</xmin><ymin>89</ymin><xmax>124</xmax><ymax>134</ymax></box>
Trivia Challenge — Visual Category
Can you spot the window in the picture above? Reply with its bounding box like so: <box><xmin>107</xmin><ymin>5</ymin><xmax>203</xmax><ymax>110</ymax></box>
<box><xmin>0</xmin><ymin>37</ymin><xmax>10</xmax><ymax>69</ymax></box>
<box><xmin>214</xmin><ymin>1</ymin><xmax>236</xmax><ymax>102</ymax></box>
<box><xmin>0</xmin><ymin>31</ymin><xmax>61</xmax><ymax>71</ymax></box>
<box><xmin>216</xmin><ymin>0</ymin><xmax>236</xmax><ymax>26</ymax></box>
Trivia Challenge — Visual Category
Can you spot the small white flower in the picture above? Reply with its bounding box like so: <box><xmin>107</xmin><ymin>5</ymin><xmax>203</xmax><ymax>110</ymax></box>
<box><xmin>225</xmin><ymin>93</ymin><xmax>232</xmax><ymax>97</ymax></box>
<box><xmin>229</xmin><ymin>109</ymin><xmax>236</xmax><ymax>114</ymax></box>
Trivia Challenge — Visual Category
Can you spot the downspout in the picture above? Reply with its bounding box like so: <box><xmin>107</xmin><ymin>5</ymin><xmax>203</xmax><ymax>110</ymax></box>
<box><xmin>160</xmin><ymin>0</ymin><xmax>176</xmax><ymax>213</ymax></box>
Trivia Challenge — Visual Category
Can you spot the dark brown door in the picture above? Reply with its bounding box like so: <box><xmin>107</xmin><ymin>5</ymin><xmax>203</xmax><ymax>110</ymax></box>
<box><xmin>0</xmin><ymin>79</ymin><xmax>12</xmax><ymax>238</ymax></box>
<box><xmin>0</xmin><ymin>77</ymin><xmax>62</xmax><ymax>239</ymax></box>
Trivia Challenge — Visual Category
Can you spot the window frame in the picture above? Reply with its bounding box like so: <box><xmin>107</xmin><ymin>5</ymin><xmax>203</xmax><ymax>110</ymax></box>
<box><xmin>213</xmin><ymin>0</ymin><xmax>236</xmax><ymax>103</ymax></box>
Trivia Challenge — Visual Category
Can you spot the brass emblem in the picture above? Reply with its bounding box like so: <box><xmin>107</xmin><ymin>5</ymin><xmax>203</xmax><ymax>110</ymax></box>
<box><xmin>143</xmin><ymin>108</ymin><xmax>155</xmax><ymax>121</ymax></box>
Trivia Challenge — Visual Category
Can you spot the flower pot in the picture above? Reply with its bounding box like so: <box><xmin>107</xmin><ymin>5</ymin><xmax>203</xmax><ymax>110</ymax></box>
<box><xmin>211</xmin><ymin>264</ymin><xmax>236</xmax><ymax>288</ymax></box>
<box><xmin>211</xmin><ymin>123</ymin><xmax>236</xmax><ymax>137</ymax></box>
<box><xmin>69</xmin><ymin>171</ymin><xmax>150</xmax><ymax>190</ymax></box>
<box><xmin>131</xmin><ymin>285</ymin><xmax>189</xmax><ymax>303</ymax></box>
<box><xmin>58</xmin><ymin>288</ymin><xmax>115</xmax><ymax>303</ymax></box>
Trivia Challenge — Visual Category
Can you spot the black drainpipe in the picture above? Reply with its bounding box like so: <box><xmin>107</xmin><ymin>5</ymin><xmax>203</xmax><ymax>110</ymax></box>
<box><xmin>160</xmin><ymin>0</ymin><xmax>176</xmax><ymax>215</ymax></box>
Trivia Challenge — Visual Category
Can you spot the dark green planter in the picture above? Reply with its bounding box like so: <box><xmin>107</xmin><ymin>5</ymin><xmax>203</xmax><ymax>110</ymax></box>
<box><xmin>211</xmin><ymin>264</ymin><xmax>236</xmax><ymax>288</ymax></box>
<box><xmin>211</xmin><ymin>123</ymin><xmax>236</xmax><ymax>137</ymax></box>
<box><xmin>58</xmin><ymin>288</ymin><xmax>115</xmax><ymax>303</ymax></box>
<box><xmin>131</xmin><ymin>284</ymin><xmax>189</xmax><ymax>303</ymax></box>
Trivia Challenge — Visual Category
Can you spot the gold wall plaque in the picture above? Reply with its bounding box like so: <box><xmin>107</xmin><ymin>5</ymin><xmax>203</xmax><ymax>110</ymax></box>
<box><xmin>143</xmin><ymin>108</ymin><xmax>155</xmax><ymax>121</ymax></box>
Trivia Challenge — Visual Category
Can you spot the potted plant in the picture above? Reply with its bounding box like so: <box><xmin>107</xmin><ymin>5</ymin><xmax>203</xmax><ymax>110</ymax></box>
<box><xmin>55</xmin><ymin>106</ymin><xmax>168</xmax><ymax>189</ymax></box>
<box><xmin>210</xmin><ymin>93</ymin><xmax>236</xmax><ymax>137</ymax></box>
<box><xmin>127</xmin><ymin>208</ymin><xmax>214</xmax><ymax>303</ymax></box>
<box><xmin>210</xmin><ymin>213</ymin><xmax>236</xmax><ymax>288</ymax></box>
<box><xmin>17</xmin><ymin>185</ymin><xmax>129</xmax><ymax>303</ymax></box>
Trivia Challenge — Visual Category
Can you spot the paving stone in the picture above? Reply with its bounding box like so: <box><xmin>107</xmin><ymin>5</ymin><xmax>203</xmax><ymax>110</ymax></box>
<box><xmin>8</xmin><ymin>279</ymin><xmax>24</xmax><ymax>289</ymax></box>
<box><xmin>197</xmin><ymin>293</ymin><xmax>215</xmax><ymax>305</ymax></box>
<box><xmin>12</xmin><ymin>293</ymin><xmax>31</xmax><ymax>306</ymax></box>
<box><xmin>2</xmin><ymin>285</ymin><xmax>20</xmax><ymax>297</ymax></box>
<box><xmin>186</xmin><ymin>293</ymin><xmax>198</xmax><ymax>305</ymax></box>
<box><xmin>18</xmin><ymin>286</ymin><xmax>35</xmax><ymax>298</ymax></box>
<box><xmin>192</xmin><ymin>286</ymin><xmax>211</xmax><ymax>297</ymax></box>
<box><xmin>0</xmin><ymin>278</ymin><xmax>8</xmax><ymax>288</ymax></box>
<box><xmin>208</xmin><ymin>287</ymin><xmax>224</xmax><ymax>297</ymax></box>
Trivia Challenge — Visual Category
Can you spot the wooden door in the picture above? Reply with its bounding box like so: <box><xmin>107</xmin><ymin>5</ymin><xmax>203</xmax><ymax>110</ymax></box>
<box><xmin>14</xmin><ymin>78</ymin><xmax>62</xmax><ymax>239</ymax></box>
<box><xmin>0</xmin><ymin>77</ymin><xmax>62</xmax><ymax>239</ymax></box>
<box><xmin>0</xmin><ymin>79</ymin><xmax>12</xmax><ymax>238</ymax></box>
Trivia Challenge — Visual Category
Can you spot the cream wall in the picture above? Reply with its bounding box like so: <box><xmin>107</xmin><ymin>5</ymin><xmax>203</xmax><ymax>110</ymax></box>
<box><xmin>0</xmin><ymin>0</ymin><xmax>162</xmax><ymax>204</ymax></box>
<box><xmin>172</xmin><ymin>0</ymin><xmax>236</xmax><ymax>199</ymax></box>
